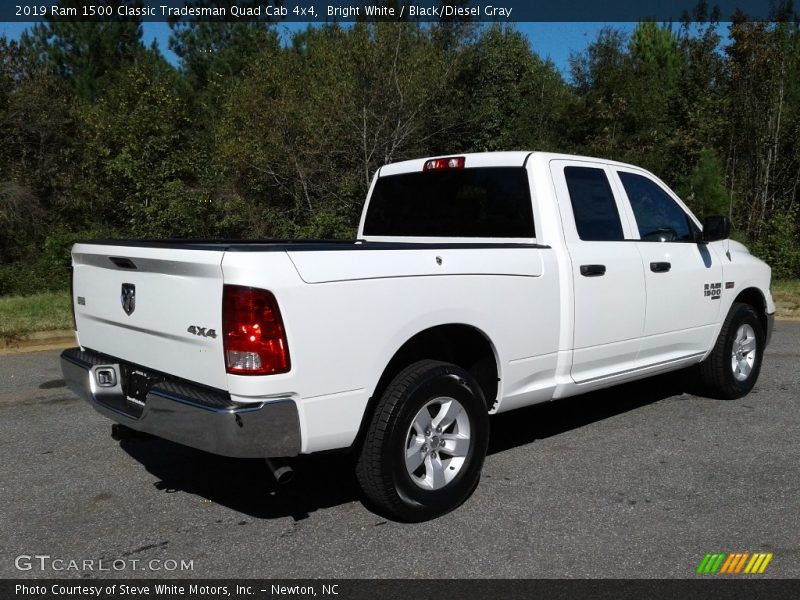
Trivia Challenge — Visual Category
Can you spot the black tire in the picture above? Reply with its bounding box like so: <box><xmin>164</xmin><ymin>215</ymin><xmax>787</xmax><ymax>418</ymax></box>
<box><xmin>355</xmin><ymin>360</ymin><xmax>490</xmax><ymax>522</ymax></box>
<box><xmin>699</xmin><ymin>302</ymin><xmax>765</xmax><ymax>399</ymax></box>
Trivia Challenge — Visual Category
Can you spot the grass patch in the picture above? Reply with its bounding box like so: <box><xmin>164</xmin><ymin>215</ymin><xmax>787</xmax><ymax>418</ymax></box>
<box><xmin>0</xmin><ymin>292</ymin><xmax>72</xmax><ymax>337</ymax></box>
<box><xmin>772</xmin><ymin>280</ymin><xmax>800</xmax><ymax>320</ymax></box>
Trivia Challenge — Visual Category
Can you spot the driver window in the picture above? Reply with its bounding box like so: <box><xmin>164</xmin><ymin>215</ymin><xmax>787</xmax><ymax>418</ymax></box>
<box><xmin>618</xmin><ymin>172</ymin><xmax>694</xmax><ymax>242</ymax></box>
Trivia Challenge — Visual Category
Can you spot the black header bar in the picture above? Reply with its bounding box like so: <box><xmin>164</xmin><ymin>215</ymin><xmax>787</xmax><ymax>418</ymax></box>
<box><xmin>4</xmin><ymin>579</ymin><xmax>800</xmax><ymax>600</ymax></box>
<box><xmin>1</xmin><ymin>1</ymin><xmax>795</xmax><ymax>23</ymax></box>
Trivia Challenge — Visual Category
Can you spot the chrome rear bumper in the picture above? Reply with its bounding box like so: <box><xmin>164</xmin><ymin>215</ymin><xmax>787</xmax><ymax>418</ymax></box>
<box><xmin>60</xmin><ymin>348</ymin><xmax>300</xmax><ymax>458</ymax></box>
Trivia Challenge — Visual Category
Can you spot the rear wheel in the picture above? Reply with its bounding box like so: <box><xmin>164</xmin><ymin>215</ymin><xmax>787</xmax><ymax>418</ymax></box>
<box><xmin>356</xmin><ymin>360</ymin><xmax>489</xmax><ymax>522</ymax></box>
<box><xmin>699</xmin><ymin>302</ymin><xmax>764</xmax><ymax>399</ymax></box>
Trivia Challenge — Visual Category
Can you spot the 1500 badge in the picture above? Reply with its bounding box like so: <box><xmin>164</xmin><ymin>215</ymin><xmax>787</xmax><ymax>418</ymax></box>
<box><xmin>704</xmin><ymin>282</ymin><xmax>722</xmax><ymax>299</ymax></box>
<box><xmin>187</xmin><ymin>326</ymin><xmax>217</xmax><ymax>339</ymax></box>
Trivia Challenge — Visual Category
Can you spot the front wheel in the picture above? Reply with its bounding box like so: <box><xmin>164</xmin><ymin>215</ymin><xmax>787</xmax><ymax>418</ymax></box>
<box><xmin>699</xmin><ymin>302</ymin><xmax>765</xmax><ymax>399</ymax></box>
<box><xmin>356</xmin><ymin>360</ymin><xmax>490</xmax><ymax>522</ymax></box>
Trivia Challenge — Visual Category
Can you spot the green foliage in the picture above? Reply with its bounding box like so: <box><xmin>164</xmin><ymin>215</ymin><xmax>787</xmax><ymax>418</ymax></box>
<box><xmin>459</xmin><ymin>25</ymin><xmax>570</xmax><ymax>152</ymax></box>
<box><xmin>78</xmin><ymin>56</ymin><xmax>200</xmax><ymax>234</ymax></box>
<box><xmin>214</xmin><ymin>22</ymin><xmax>467</xmax><ymax>237</ymax></box>
<box><xmin>170</xmin><ymin>22</ymin><xmax>279</xmax><ymax>92</ymax></box>
<box><xmin>749</xmin><ymin>208</ymin><xmax>800</xmax><ymax>279</ymax></box>
<box><xmin>677</xmin><ymin>148</ymin><xmax>730</xmax><ymax>219</ymax></box>
<box><xmin>722</xmin><ymin>16</ymin><xmax>800</xmax><ymax>240</ymax></box>
<box><xmin>22</xmin><ymin>3</ymin><xmax>145</xmax><ymax>100</ymax></box>
<box><xmin>0</xmin><ymin>225</ymin><xmax>116</xmax><ymax>296</ymax></box>
<box><xmin>2</xmin><ymin>17</ymin><xmax>800</xmax><ymax>296</ymax></box>
<box><xmin>0</xmin><ymin>183</ymin><xmax>43</xmax><ymax>263</ymax></box>
<box><xmin>629</xmin><ymin>21</ymin><xmax>680</xmax><ymax>86</ymax></box>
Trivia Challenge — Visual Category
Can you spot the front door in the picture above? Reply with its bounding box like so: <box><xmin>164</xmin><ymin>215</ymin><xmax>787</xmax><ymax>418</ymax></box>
<box><xmin>611</xmin><ymin>168</ymin><xmax>723</xmax><ymax>366</ymax></box>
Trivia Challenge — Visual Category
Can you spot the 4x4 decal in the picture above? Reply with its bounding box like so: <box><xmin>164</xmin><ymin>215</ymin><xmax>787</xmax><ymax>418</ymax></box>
<box><xmin>187</xmin><ymin>326</ymin><xmax>217</xmax><ymax>339</ymax></box>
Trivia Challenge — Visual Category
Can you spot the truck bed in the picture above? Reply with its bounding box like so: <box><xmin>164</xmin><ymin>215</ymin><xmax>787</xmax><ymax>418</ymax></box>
<box><xmin>78</xmin><ymin>238</ymin><xmax>545</xmax><ymax>251</ymax></box>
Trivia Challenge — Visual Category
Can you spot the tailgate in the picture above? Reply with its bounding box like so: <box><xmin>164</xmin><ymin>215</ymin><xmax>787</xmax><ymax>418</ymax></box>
<box><xmin>71</xmin><ymin>243</ymin><xmax>227</xmax><ymax>390</ymax></box>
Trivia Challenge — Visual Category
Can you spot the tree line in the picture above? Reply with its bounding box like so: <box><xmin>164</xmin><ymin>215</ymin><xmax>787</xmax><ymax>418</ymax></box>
<box><xmin>1</xmin><ymin>10</ymin><xmax>799</xmax><ymax>295</ymax></box>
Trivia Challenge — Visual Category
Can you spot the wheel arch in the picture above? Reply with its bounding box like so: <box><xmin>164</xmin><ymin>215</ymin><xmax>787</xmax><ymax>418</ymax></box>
<box><xmin>352</xmin><ymin>323</ymin><xmax>500</xmax><ymax>451</ymax></box>
<box><xmin>733</xmin><ymin>287</ymin><xmax>769</xmax><ymax>335</ymax></box>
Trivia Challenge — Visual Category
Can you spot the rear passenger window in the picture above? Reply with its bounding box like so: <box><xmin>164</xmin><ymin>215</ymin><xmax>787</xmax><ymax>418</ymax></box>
<box><xmin>564</xmin><ymin>166</ymin><xmax>624</xmax><ymax>241</ymax></box>
<box><xmin>618</xmin><ymin>172</ymin><xmax>694</xmax><ymax>242</ymax></box>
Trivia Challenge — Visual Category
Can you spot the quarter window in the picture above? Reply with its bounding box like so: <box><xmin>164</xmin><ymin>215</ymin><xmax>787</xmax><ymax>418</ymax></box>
<box><xmin>564</xmin><ymin>166</ymin><xmax>624</xmax><ymax>241</ymax></box>
<box><xmin>618</xmin><ymin>172</ymin><xmax>695</xmax><ymax>242</ymax></box>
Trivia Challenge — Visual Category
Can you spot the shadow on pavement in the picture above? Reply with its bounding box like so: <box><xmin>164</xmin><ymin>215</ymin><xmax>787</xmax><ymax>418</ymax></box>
<box><xmin>487</xmin><ymin>369</ymin><xmax>699</xmax><ymax>455</ymax></box>
<box><xmin>120</xmin><ymin>369</ymin><xmax>702</xmax><ymax>521</ymax></box>
<box><xmin>121</xmin><ymin>439</ymin><xmax>359</xmax><ymax>521</ymax></box>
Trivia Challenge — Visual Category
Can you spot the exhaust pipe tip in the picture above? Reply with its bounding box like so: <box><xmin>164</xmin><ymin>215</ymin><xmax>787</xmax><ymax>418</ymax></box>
<box><xmin>111</xmin><ymin>423</ymin><xmax>153</xmax><ymax>443</ymax></box>
<box><xmin>265</xmin><ymin>457</ymin><xmax>295</xmax><ymax>485</ymax></box>
<box><xmin>111</xmin><ymin>423</ymin><xmax>129</xmax><ymax>441</ymax></box>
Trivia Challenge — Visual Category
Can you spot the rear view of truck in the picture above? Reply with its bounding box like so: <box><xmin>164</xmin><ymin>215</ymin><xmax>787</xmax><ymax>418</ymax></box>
<box><xmin>60</xmin><ymin>151</ymin><xmax>558</xmax><ymax>522</ymax></box>
<box><xmin>62</xmin><ymin>242</ymin><xmax>300</xmax><ymax>459</ymax></box>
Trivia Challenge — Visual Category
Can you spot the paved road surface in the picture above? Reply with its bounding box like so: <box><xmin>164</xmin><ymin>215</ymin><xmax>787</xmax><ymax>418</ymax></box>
<box><xmin>1</xmin><ymin>323</ymin><xmax>798</xmax><ymax>578</ymax></box>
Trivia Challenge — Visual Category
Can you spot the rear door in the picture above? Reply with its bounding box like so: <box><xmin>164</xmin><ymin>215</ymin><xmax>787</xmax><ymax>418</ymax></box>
<box><xmin>611</xmin><ymin>168</ymin><xmax>723</xmax><ymax>365</ymax></box>
<box><xmin>550</xmin><ymin>160</ymin><xmax>646</xmax><ymax>383</ymax></box>
<box><xmin>71</xmin><ymin>243</ymin><xmax>227</xmax><ymax>390</ymax></box>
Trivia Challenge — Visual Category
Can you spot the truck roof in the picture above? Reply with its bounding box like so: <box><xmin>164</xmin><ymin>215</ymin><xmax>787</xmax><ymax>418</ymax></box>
<box><xmin>378</xmin><ymin>151</ymin><xmax>643</xmax><ymax>177</ymax></box>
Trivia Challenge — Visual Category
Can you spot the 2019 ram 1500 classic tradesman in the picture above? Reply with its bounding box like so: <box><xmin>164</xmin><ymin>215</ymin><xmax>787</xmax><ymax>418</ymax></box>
<box><xmin>61</xmin><ymin>152</ymin><xmax>774</xmax><ymax>521</ymax></box>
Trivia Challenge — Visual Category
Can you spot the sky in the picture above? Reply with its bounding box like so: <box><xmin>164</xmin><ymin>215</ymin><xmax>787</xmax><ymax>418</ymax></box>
<box><xmin>0</xmin><ymin>21</ymin><xmax>639</xmax><ymax>77</ymax></box>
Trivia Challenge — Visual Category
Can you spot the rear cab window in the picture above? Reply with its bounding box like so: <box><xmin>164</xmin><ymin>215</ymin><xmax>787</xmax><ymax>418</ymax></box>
<box><xmin>362</xmin><ymin>167</ymin><xmax>535</xmax><ymax>238</ymax></box>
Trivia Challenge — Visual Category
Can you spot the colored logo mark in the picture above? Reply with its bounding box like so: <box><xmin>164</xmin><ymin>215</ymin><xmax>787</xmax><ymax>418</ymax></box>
<box><xmin>697</xmin><ymin>552</ymin><xmax>773</xmax><ymax>574</ymax></box>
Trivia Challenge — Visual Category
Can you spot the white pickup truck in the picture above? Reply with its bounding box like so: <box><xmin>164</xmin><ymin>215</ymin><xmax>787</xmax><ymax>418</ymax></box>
<box><xmin>61</xmin><ymin>152</ymin><xmax>774</xmax><ymax>521</ymax></box>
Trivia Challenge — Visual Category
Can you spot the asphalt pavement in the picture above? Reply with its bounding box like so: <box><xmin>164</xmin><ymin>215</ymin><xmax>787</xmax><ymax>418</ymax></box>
<box><xmin>1</xmin><ymin>323</ymin><xmax>798</xmax><ymax>579</ymax></box>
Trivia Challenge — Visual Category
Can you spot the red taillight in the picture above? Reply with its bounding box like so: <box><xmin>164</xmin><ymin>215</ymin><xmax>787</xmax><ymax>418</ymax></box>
<box><xmin>423</xmin><ymin>156</ymin><xmax>465</xmax><ymax>171</ymax></box>
<box><xmin>222</xmin><ymin>285</ymin><xmax>290</xmax><ymax>375</ymax></box>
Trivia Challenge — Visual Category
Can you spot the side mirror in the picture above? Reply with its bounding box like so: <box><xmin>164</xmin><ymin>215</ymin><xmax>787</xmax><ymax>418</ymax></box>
<box><xmin>700</xmin><ymin>215</ymin><xmax>731</xmax><ymax>243</ymax></box>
